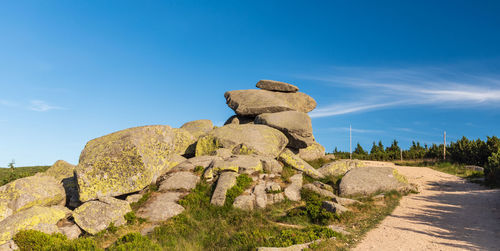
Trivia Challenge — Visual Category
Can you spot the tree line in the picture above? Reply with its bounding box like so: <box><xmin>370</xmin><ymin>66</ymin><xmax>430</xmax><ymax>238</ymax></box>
<box><xmin>333</xmin><ymin>136</ymin><xmax>500</xmax><ymax>185</ymax></box>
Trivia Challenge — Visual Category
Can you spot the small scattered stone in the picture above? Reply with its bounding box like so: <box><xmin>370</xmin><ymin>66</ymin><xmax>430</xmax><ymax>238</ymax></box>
<box><xmin>211</xmin><ymin>172</ymin><xmax>238</xmax><ymax>206</ymax></box>
<box><xmin>303</xmin><ymin>183</ymin><xmax>336</xmax><ymax>199</ymax></box>
<box><xmin>136</xmin><ymin>192</ymin><xmax>185</xmax><ymax>222</ymax></box>
<box><xmin>59</xmin><ymin>224</ymin><xmax>82</xmax><ymax>240</ymax></box>
<box><xmin>284</xmin><ymin>174</ymin><xmax>303</xmax><ymax>201</ymax></box>
<box><xmin>233</xmin><ymin>194</ymin><xmax>255</xmax><ymax>211</ymax></box>
<box><xmin>322</xmin><ymin>201</ymin><xmax>349</xmax><ymax>214</ymax></box>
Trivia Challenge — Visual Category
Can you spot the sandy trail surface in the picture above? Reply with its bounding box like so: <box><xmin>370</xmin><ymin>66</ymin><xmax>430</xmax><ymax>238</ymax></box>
<box><xmin>354</xmin><ymin>162</ymin><xmax>500</xmax><ymax>251</ymax></box>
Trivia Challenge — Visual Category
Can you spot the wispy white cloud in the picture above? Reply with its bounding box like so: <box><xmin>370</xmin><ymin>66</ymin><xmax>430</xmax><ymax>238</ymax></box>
<box><xmin>306</xmin><ymin>66</ymin><xmax>500</xmax><ymax>118</ymax></box>
<box><xmin>28</xmin><ymin>100</ymin><xmax>65</xmax><ymax>112</ymax></box>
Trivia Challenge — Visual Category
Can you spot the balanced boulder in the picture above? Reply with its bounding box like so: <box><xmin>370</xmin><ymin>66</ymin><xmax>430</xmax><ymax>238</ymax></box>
<box><xmin>76</xmin><ymin>125</ymin><xmax>196</xmax><ymax>202</ymax></box>
<box><xmin>256</xmin><ymin>80</ymin><xmax>299</xmax><ymax>92</ymax></box>
<box><xmin>180</xmin><ymin>119</ymin><xmax>214</xmax><ymax>139</ymax></box>
<box><xmin>224</xmin><ymin>89</ymin><xmax>316</xmax><ymax>116</ymax></box>
<box><xmin>45</xmin><ymin>160</ymin><xmax>80</xmax><ymax>209</ymax></box>
<box><xmin>339</xmin><ymin>166</ymin><xmax>408</xmax><ymax>196</ymax></box>
<box><xmin>224</xmin><ymin>115</ymin><xmax>255</xmax><ymax>125</ymax></box>
<box><xmin>73</xmin><ymin>196</ymin><xmax>131</xmax><ymax>235</ymax></box>
<box><xmin>0</xmin><ymin>174</ymin><xmax>65</xmax><ymax>221</ymax></box>
<box><xmin>195</xmin><ymin>124</ymin><xmax>288</xmax><ymax>158</ymax></box>
<box><xmin>255</xmin><ymin>111</ymin><xmax>314</xmax><ymax>148</ymax></box>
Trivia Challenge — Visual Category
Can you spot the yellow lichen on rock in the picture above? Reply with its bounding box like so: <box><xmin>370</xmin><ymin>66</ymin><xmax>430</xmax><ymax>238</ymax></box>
<box><xmin>76</xmin><ymin>125</ymin><xmax>188</xmax><ymax>202</ymax></box>
<box><xmin>0</xmin><ymin>206</ymin><xmax>68</xmax><ymax>245</ymax></box>
<box><xmin>195</xmin><ymin>135</ymin><xmax>222</xmax><ymax>157</ymax></box>
<box><xmin>44</xmin><ymin>160</ymin><xmax>75</xmax><ymax>181</ymax></box>
<box><xmin>279</xmin><ymin>149</ymin><xmax>324</xmax><ymax>179</ymax></box>
<box><xmin>0</xmin><ymin>174</ymin><xmax>65</xmax><ymax>222</ymax></box>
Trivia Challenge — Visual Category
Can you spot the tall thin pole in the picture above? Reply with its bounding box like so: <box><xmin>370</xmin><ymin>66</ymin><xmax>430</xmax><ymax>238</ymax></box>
<box><xmin>443</xmin><ymin>131</ymin><xmax>446</xmax><ymax>160</ymax></box>
<box><xmin>350</xmin><ymin>124</ymin><xmax>352</xmax><ymax>160</ymax></box>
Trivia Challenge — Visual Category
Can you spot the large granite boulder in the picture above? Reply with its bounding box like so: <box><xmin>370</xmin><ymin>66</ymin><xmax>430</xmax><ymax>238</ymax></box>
<box><xmin>224</xmin><ymin>89</ymin><xmax>316</xmax><ymax>116</ymax></box>
<box><xmin>180</xmin><ymin>119</ymin><xmax>214</xmax><ymax>139</ymax></box>
<box><xmin>73</xmin><ymin>196</ymin><xmax>131</xmax><ymax>235</ymax></box>
<box><xmin>159</xmin><ymin>171</ymin><xmax>200</xmax><ymax>192</ymax></box>
<box><xmin>136</xmin><ymin>192</ymin><xmax>185</xmax><ymax>222</ymax></box>
<box><xmin>339</xmin><ymin>166</ymin><xmax>408</xmax><ymax>196</ymax></box>
<box><xmin>278</xmin><ymin>149</ymin><xmax>324</xmax><ymax>179</ymax></box>
<box><xmin>255</xmin><ymin>111</ymin><xmax>314</xmax><ymax>148</ymax></box>
<box><xmin>284</xmin><ymin>174</ymin><xmax>303</xmax><ymax>201</ymax></box>
<box><xmin>195</xmin><ymin>124</ymin><xmax>288</xmax><ymax>158</ymax></box>
<box><xmin>205</xmin><ymin>155</ymin><xmax>263</xmax><ymax>179</ymax></box>
<box><xmin>76</xmin><ymin>125</ymin><xmax>196</xmax><ymax>202</ymax></box>
<box><xmin>294</xmin><ymin>142</ymin><xmax>326</xmax><ymax>161</ymax></box>
<box><xmin>256</xmin><ymin>80</ymin><xmax>299</xmax><ymax>92</ymax></box>
<box><xmin>0</xmin><ymin>174</ymin><xmax>65</xmax><ymax>222</ymax></box>
<box><xmin>0</xmin><ymin>206</ymin><xmax>69</xmax><ymax>245</ymax></box>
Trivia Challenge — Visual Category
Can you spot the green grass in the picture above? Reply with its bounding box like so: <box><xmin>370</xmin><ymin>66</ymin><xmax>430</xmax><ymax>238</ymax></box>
<box><xmin>0</xmin><ymin>165</ymin><xmax>50</xmax><ymax>186</ymax></box>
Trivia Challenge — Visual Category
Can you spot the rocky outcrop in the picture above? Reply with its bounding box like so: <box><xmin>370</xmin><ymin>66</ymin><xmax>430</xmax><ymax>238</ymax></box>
<box><xmin>255</xmin><ymin>111</ymin><xmax>314</xmax><ymax>148</ymax></box>
<box><xmin>73</xmin><ymin>196</ymin><xmax>131</xmax><ymax>234</ymax></box>
<box><xmin>180</xmin><ymin>119</ymin><xmax>214</xmax><ymax>139</ymax></box>
<box><xmin>303</xmin><ymin>183</ymin><xmax>336</xmax><ymax>199</ymax></box>
<box><xmin>224</xmin><ymin>89</ymin><xmax>316</xmax><ymax>116</ymax></box>
<box><xmin>0</xmin><ymin>206</ymin><xmax>69</xmax><ymax>245</ymax></box>
<box><xmin>195</xmin><ymin>124</ymin><xmax>288</xmax><ymax>158</ymax></box>
<box><xmin>279</xmin><ymin>149</ymin><xmax>324</xmax><ymax>179</ymax></box>
<box><xmin>256</xmin><ymin>80</ymin><xmax>299</xmax><ymax>92</ymax></box>
<box><xmin>0</xmin><ymin>174</ymin><xmax>65</xmax><ymax>222</ymax></box>
<box><xmin>211</xmin><ymin>172</ymin><xmax>238</xmax><ymax>206</ymax></box>
<box><xmin>45</xmin><ymin>160</ymin><xmax>75</xmax><ymax>181</ymax></box>
<box><xmin>136</xmin><ymin>192</ymin><xmax>185</xmax><ymax>222</ymax></box>
<box><xmin>76</xmin><ymin>125</ymin><xmax>196</xmax><ymax>202</ymax></box>
<box><xmin>339</xmin><ymin>166</ymin><xmax>408</xmax><ymax>196</ymax></box>
<box><xmin>322</xmin><ymin>201</ymin><xmax>348</xmax><ymax>214</ymax></box>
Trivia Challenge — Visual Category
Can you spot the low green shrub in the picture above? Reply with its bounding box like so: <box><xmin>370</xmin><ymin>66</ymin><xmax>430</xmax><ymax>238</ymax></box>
<box><xmin>485</xmin><ymin>150</ymin><xmax>500</xmax><ymax>186</ymax></box>
<box><xmin>108</xmin><ymin>232</ymin><xmax>161</xmax><ymax>251</ymax></box>
<box><xmin>225</xmin><ymin>174</ymin><xmax>253</xmax><ymax>207</ymax></box>
<box><xmin>14</xmin><ymin>230</ymin><xmax>101</xmax><ymax>251</ymax></box>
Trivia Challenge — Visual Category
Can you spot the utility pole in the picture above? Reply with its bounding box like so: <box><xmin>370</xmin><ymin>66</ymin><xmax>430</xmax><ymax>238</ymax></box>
<box><xmin>349</xmin><ymin>124</ymin><xmax>352</xmax><ymax>160</ymax></box>
<box><xmin>400</xmin><ymin>148</ymin><xmax>403</xmax><ymax>161</ymax></box>
<box><xmin>443</xmin><ymin>131</ymin><xmax>446</xmax><ymax>160</ymax></box>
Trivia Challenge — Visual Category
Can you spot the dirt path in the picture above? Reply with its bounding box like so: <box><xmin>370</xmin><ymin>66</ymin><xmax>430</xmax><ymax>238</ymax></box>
<box><xmin>353</xmin><ymin>163</ymin><xmax>500</xmax><ymax>251</ymax></box>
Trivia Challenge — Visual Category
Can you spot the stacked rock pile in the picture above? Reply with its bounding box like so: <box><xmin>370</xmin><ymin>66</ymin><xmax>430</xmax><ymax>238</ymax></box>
<box><xmin>0</xmin><ymin>80</ymin><xmax>411</xmax><ymax>250</ymax></box>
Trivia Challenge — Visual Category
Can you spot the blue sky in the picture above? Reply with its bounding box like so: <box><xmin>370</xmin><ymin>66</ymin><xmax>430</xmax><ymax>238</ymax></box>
<box><xmin>1</xmin><ymin>1</ymin><xmax>500</xmax><ymax>166</ymax></box>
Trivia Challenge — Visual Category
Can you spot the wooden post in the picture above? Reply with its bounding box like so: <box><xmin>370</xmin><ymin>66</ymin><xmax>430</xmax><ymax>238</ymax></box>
<box><xmin>349</xmin><ymin>124</ymin><xmax>352</xmax><ymax>160</ymax></box>
<box><xmin>443</xmin><ymin>131</ymin><xmax>446</xmax><ymax>160</ymax></box>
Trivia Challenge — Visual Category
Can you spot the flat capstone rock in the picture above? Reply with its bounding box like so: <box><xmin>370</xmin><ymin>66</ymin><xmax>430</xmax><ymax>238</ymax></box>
<box><xmin>256</xmin><ymin>80</ymin><xmax>299</xmax><ymax>92</ymax></box>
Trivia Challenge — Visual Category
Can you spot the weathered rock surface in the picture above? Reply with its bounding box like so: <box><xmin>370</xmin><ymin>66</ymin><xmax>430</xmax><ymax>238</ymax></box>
<box><xmin>45</xmin><ymin>160</ymin><xmax>75</xmax><ymax>181</ymax></box>
<box><xmin>76</xmin><ymin>125</ymin><xmax>196</xmax><ymax>202</ymax></box>
<box><xmin>318</xmin><ymin>160</ymin><xmax>363</xmax><ymax>177</ymax></box>
<box><xmin>136</xmin><ymin>192</ymin><xmax>185</xmax><ymax>222</ymax></box>
<box><xmin>196</xmin><ymin>124</ymin><xmax>288</xmax><ymax>158</ymax></box>
<box><xmin>254</xmin><ymin>181</ymin><xmax>267</xmax><ymax>208</ymax></box>
<box><xmin>126</xmin><ymin>194</ymin><xmax>143</xmax><ymax>204</ymax></box>
<box><xmin>233</xmin><ymin>194</ymin><xmax>255</xmax><ymax>211</ymax></box>
<box><xmin>180</xmin><ymin>119</ymin><xmax>214</xmax><ymax>139</ymax></box>
<box><xmin>0</xmin><ymin>206</ymin><xmax>69</xmax><ymax>245</ymax></box>
<box><xmin>59</xmin><ymin>224</ymin><xmax>82</xmax><ymax>240</ymax></box>
<box><xmin>0</xmin><ymin>240</ymin><xmax>18</xmax><ymax>251</ymax></box>
<box><xmin>224</xmin><ymin>115</ymin><xmax>255</xmax><ymax>125</ymax></box>
<box><xmin>256</xmin><ymin>80</ymin><xmax>299</xmax><ymax>93</ymax></box>
<box><xmin>261</xmin><ymin>157</ymin><xmax>283</xmax><ymax>174</ymax></box>
<box><xmin>213</xmin><ymin>148</ymin><xmax>232</xmax><ymax>159</ymax></box>
<box><xmin>211</xmin><ymin>172</ymin><xmax>238</xmax><ymax>206</ymax></box>
<box><xmin>295</xmin><ymin>142</ymin><xmax>326</xmax><ymax>161</ymax></box>
<box><xmin>322</xmin><ymin>201</ymin><xmax>348</xmax><ymax>214</ymax></box>
<box><xmin>303</xmin><ymin>183</ymin><xmax>336</xmax><ymax>199</ymax></box>
<box><xmin>224</xmin><ymin>89</ymin><xmax>316</xmax><ymax>116</ymax></box>
<box><xmin>73</xmin><ymin>196</ymin><xmax>131</xmax><ymax>234</ymax></box>
<box><xmin>159</xmin><ymin>171</ymin><xmax>200</xmax><ymax>192</ymax></box>
<box><xmin>339</xmin><ymin>166</ymin><xmax>408</xmax><ymax>196</ymax></box>
<box><xmin>172</xmin><ymin>155</ymin><xmax>222</xmax><ymax>173</ymax></box>
<box><xmin>284</xmin><ymin>174</ymin><xmax>303</xmax><ymax>201</ymax></box>
<box><xmin>267</xmin><ymin>193</ymin><xmax>285</xmax><ymax>204</ymax></box>
<box><xmin>255</xmin><ymin>111</ymin><xmax>314</xmax><ymax>148</ymax></box>
<box><xmin>0</xmin><ymin>174</ymin><xmax>65</xmax><ymax>221</ymax></box>
<box><xmin>279</xmin><ymin>149</ymin><xmax>324</xmax><ymax>179</ymax></box>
